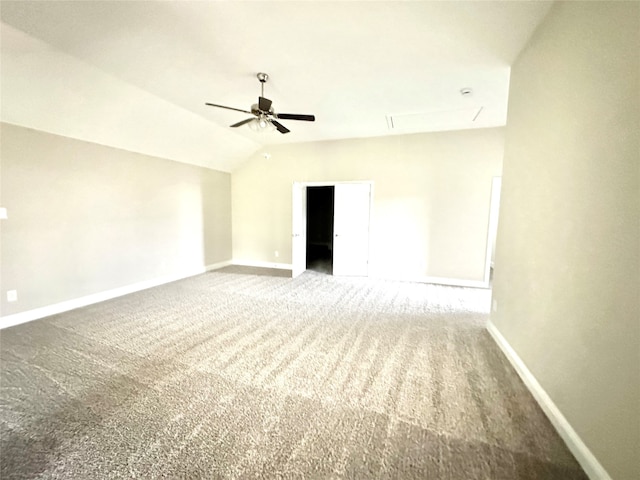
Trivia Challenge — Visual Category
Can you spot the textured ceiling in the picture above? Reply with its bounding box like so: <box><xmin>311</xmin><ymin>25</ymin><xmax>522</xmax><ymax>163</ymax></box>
<box><xmin>0</xmin><ymin>1</ymin><xmax>553</xmax><ymax>172</ymax></box>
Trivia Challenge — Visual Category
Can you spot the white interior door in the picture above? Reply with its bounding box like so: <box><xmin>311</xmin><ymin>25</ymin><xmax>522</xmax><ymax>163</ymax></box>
<box><xmin>333</xmin><ymin>183</ymin><xmax>371</xmax><ymax>276</ymax></box>
<box><xmin>291</xmin><ymin>183</ymin><xmax>306</xmax><ymax>278</ymax></box>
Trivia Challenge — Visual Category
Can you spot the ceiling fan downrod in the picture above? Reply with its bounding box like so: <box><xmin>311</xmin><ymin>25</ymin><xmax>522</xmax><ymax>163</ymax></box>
<box><xmin>257</xmin><ymin>72</ymin><xmax>269</xmax><ymax>98</ymax></box>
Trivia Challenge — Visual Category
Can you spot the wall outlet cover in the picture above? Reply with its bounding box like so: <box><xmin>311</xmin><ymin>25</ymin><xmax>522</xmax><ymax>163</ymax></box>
<box><xmin>7</xmin><ymin>290</ymin><xmax>18</xmax><ymax>302</ymax></box>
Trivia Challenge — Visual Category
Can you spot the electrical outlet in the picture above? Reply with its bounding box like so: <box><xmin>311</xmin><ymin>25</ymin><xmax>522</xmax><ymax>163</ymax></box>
<box><xmin>274</xmin><ymin>250</ymin><xmax>279</xmax><ymax>258</ymax></box>
<box><xmin>492</xmin><ymin>299</ymin><xmax>498</xmax><ymax>312</ymax></box>
<box><xmin>0</xmin><ymin>207</ymin><xmax>7</xmax><ymax>219</ymax></box>
<box><xmin>7</xmin><ymin>290</ymin><xmax>17</xmax><ymax>302</ymax></box>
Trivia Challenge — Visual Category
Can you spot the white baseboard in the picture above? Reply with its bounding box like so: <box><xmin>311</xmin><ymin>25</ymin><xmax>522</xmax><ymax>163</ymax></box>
<box><xmin>231</xmin><ymin>259</ymin><xmax>293</xmax><ymax>270</ymax></box>
<box><xmin>205</xmin><ymin>260</ymin><xmax>233</xmax><ymax>272</ymax></box>
<box><xmin>372</xmin><ymin>273</ymin><xmax>489</xmax><ymax>289</ymax></box>
<box><xmin>486</xmin><ymin>320</ymin><xmax>612</xmax><ymax>480</ymax></box>
<box><xmin>0</xmin><ymin>260</ymin><xmax>231</xmax><ymax>330</ymax></box>
<box><xmin>226</xmin><ymin>262</ymin><xmax>486</xmax><ymax>287</ymax></box>
<box><xmin>417</xmin><ymin>276</ymin><xmax>488</xmax><ymax>289</ymax></box>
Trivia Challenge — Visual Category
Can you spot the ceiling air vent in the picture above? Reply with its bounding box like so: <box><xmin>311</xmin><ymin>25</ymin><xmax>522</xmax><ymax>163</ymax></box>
<box><xmin>386</xmin><ymin>107</ymin><xmax>483</xmax><ymax>131</ymax></box>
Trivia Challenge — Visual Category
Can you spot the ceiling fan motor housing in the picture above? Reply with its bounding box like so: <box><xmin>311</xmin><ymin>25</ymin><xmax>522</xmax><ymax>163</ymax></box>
<box><xmin>251</xmin><ymin>104</ymin><xmax>274</xmax><ymax>115</ymax></box>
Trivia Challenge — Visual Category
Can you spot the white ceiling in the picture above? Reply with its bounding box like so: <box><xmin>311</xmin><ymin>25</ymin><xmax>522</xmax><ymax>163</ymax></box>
<box><xmin>0</xmin><ymin>1</ymin><xmax>553</xmax><ymax>172</ymax></box>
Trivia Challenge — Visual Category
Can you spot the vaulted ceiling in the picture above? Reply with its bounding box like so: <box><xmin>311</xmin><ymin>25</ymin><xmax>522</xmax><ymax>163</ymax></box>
<box><xmin>1</xmin><ymin>1</ymin><xmax>553</xmax><ymax>172</ymax></box>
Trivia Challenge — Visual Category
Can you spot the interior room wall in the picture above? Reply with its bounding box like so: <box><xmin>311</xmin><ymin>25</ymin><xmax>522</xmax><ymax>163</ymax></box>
<box><xmin>490</xmin><ymin>2</ymin><xmax>639</xmax><ymax>479</ymax></box>
<box><xmin>232</xmin><ymin>128</ymin><xmax>504</xmax><ymax>283</ymax></box>
<box><xmin>0</xmin><ymin>123</ymin><xmax>232</xmax><ymax>318</ymax></box>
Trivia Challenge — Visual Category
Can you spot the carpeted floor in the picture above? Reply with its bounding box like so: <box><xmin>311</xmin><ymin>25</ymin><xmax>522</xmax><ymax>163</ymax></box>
<box><xmin>0</xmin><ymin>270</ymin><xmax>587</xmax><ymax>479</ymax></box>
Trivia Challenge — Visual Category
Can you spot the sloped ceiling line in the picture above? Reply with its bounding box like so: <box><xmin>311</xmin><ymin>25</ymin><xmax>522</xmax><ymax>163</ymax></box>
<box><xmin>0</xmin><ymin>1</ymin><xmax>553</xmax><ymax>171</ymax></box>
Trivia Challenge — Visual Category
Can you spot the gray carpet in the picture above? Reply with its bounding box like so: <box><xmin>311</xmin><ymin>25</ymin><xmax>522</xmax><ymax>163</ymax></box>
<box><xmin>0</xmin><ymin>270</ymin><xmax>587</xmax><ymax>479</ymax></box>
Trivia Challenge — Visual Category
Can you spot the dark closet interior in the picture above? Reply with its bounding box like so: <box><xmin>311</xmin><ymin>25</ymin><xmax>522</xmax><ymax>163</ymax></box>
<box><xmin>306</xmin><ymin>186</ymin><xmax>334</xmax><ymax>274</ymax></box>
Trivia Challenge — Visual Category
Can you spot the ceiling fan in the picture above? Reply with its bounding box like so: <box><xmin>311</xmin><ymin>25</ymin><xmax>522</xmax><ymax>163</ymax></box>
<box><xmin>205</xmin><ymin>73</ymin><xmax>315</xmax><ymax>134</ymax></box>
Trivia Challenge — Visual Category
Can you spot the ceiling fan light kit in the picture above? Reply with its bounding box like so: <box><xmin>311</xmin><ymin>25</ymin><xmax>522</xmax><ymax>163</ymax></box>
<box><xmin>205</xmin><ymin>73</ymin><xmax>315</xmax><ymax>134</ymax></box>
<box><xmin>248</xmin><ymin>114</ymin><xmax>275</xmax><ymax>132</ymax></box>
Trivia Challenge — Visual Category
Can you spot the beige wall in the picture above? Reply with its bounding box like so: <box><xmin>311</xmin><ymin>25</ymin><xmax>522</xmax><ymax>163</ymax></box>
<box><xmin>491</xmin><ymin>2</ymin><xmax>639</xmax><ymax>479</ymax></box>
<box><xmin>0</xmin><ymin>123</ymin><xmax>231</xmax><ymax>317</ymax></box>
<box><xmin>232</xmin><ymin>128</ymin><xmax>504</xmax><ymax>282</ymax></box>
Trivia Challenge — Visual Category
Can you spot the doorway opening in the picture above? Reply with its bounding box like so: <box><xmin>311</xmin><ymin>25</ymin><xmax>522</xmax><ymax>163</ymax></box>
<box><xmin>292</xmin><ymin>182</ymin><xmax>372</xmax><ymax>278</ymax></box>
<box><xmin>306</xmin><ymin>186</ymin><xmax>335</xmax><ymax>274</ymax></box>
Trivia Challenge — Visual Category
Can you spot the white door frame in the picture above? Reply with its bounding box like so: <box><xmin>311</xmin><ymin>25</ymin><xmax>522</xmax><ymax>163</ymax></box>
<box><xmin>482</xmin><ymin>176</ymin><xmax>502</xmax><ymax>286</ymax></box>
<box><xmin>291</xmin><ymin>180</ymin><xmax>374</xmax><ymax>278</ymax></box>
